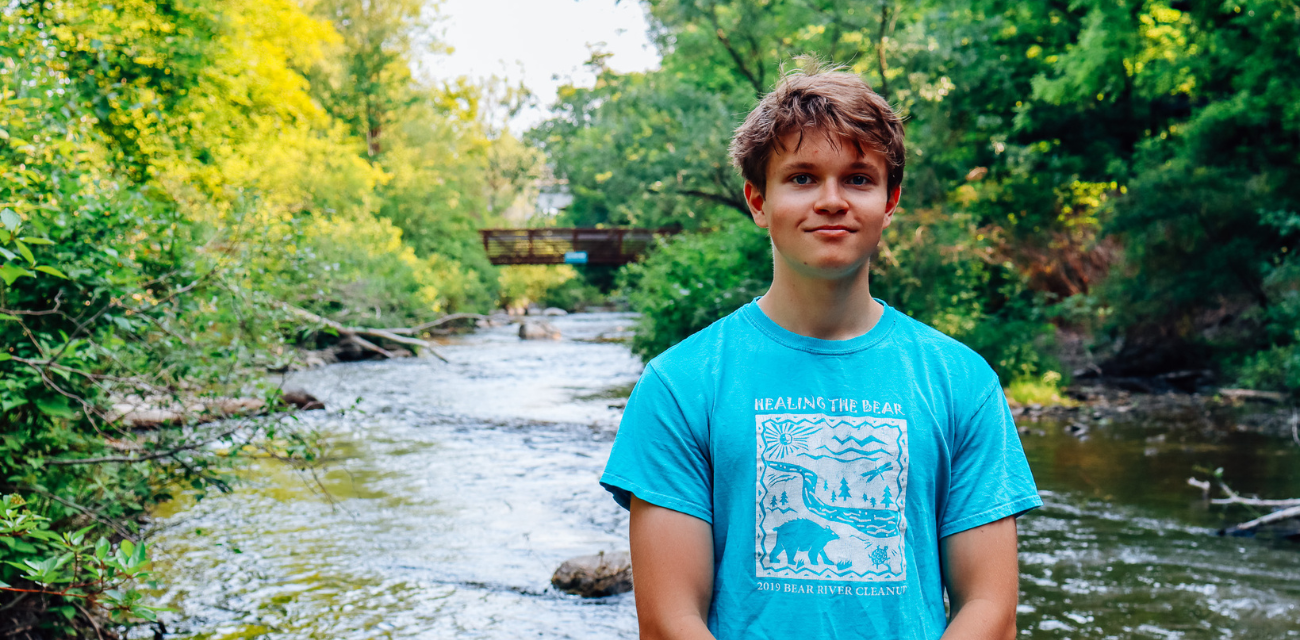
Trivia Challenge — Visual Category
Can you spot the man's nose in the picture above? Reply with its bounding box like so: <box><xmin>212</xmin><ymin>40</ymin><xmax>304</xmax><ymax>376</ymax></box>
<box><xmin>815</xmin><ymin>180</ymin><xmax>849</xmax><ymax>215</ymax></box>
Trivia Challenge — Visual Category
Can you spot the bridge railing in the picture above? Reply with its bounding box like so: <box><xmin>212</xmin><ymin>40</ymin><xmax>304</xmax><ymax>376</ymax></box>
<box><xmin>478</xmin><ymin>228</ymin><xmax>676</xmax><ymax>266</ymax></box>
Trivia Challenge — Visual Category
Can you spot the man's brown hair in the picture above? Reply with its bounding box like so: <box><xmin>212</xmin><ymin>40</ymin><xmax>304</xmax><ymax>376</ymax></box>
<box><xmin>730</xmin><ymin>62</ymin><xmax>905</xmax><ymax>195</ymax></box>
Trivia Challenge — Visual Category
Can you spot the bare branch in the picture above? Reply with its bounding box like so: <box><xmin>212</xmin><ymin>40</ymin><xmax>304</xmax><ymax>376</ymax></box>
<box><xmin>1211</xmin><ymin>496</ymin><xmax>1300</xmax><ymax>507</ymax></box>
<box><xmin>389</xmin><ymin>313</ymin><xmax>490</xmax><ymax>334</ymax></box>
<box><xmin>279</xmin><ymin>302</ymin><xmax>450</xmax><ymax>363</ymax></box>
<box><xmin>704</xmin><ymin>4</ymin><xmax>764</xmax><ymax>95</ymax></box>
<box><xmin>0</xmin><ymin>290</ymin><xmax>64</xmax><ymax>316</ymax></box>
<box><xmin>876</xmin><ymin>0</ymin><xmax>898</xmax><ymax>98</ymax></box>
<box><xmin>648</xmin><ymin>184</ymin><xmax>750</xmax><ymax>216</ymax></box>
<box><xmin>46</xmin><ymin>421</ymin><xmax>246</xmax><ymax>466</ymax></box>
<box><xmin>17</xmin><ymin>487</ymin><xmax>137</xmax><ymax>542</ymax></box>
<box><xmin>1221</xmin><ymin>504</ymin><xmax>1300</xmax><ymax>535</ymax></box>
<box><xmin>173</xmin><ymin>455</ymin><xmax>232</xmax><ymax>494</ymax></box>
<box><xmin>10</xmin><ymin>356</ymin><xmax>109</xmax><ymax>429</ymax></box>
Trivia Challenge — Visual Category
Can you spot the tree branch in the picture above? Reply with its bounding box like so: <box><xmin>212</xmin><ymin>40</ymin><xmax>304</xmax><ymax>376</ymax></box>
<box><xmin>704</xmin><ymin>5</ymin><xmax>764</xmax><ymax>95</ymax></box>
<box><xmin>1210</xmin><ymin>497</ymin><xmax>1300</xmax><ymax>507</ymax></box>
<box><xmin>46</xmin><ymin>421</ymin><xmax>246</xmax><ymax>466</ymax></box>
<box><xmin>278</xmin><ymin>303</ymin><xmax>450</xmax><ymax>363</ymax></box>
<box><xmin>16</xmin><ymin>487</ymin><xmax>137</xmax><ymax>542</ymax></box>
<box><xmin>876</xmin><ymin>0</ymin><xmax>897</xmax><ymax>98</ymax></box>
<box><xmin>0</xmin><ymin>290</ymin><xmax>63</xmax><ymax>316</ymax></box>
<box><xmin>655</xmin><ymin>187</ymin><xmax>750</xmax><ymax>216</ymax></box>
<box><xmin>388</xmin><ymin>313</ymin><xmax>490</xmax><ymax>334</ymax></box>
<box><xmin>1221</xmin><ymin>504</ymin><xmax>1300</xmax><ymax>535</ymax></box>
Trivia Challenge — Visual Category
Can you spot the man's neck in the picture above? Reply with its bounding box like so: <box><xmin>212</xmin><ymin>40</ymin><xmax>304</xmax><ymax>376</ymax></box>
<box><xmin>756</xmin><ymin>254</ymin><xmax>883</xmax><ymax>341</ymax></box>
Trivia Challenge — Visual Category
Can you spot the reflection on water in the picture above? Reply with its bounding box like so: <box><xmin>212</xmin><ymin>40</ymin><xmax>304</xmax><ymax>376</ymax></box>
<box><xmin>143</xmin><ymin>313</ymin><xmax>1299</xmax><ymax>639</ymax></box>
<box><xmin>1018</xmin><ymin>419</ymin><xmax>1300</xmax><ymax>638</ymax></box>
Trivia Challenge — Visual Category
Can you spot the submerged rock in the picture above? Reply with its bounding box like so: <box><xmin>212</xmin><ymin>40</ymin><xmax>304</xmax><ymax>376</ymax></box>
<box><xmin>282</xmin><ymin>389</ymin><xmax>324</xmax><ymax>410</ymax></box>
<box><xmin>551</xmin><ymin>550</ymin><xmax>632</xmax><ymax>598</ymax></box>
<box><xmin>519</xmin><ymin>320</ymin><xmax>561</xmax><ymax>340</ymax></box>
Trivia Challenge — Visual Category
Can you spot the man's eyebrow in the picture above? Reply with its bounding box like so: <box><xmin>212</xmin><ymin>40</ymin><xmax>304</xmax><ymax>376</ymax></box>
<box><xmin>777</xmin><ymin>161</ymin><xmax>818</xmax><ymax>172</ymax></box>
<box><xmin>844</xmin><ymin>161</ymin><xmax>886</xmax><ymax>176</ymax></box>
<box><xmin>775</xmin><ymin>160</ymin><xmax>883</xmax><ymax>173</ymax></box>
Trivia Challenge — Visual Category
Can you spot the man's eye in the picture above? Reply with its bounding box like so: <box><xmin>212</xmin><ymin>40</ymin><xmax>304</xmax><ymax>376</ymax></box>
<box><xmin>792</xmin><ymin>175</ymin><xmax>812</xmax><ymax>185</ymax></box>
<box><xmin>848</xmin><ymin>175</ymin><xmax>871</xmax><ymax>186</ymax></box>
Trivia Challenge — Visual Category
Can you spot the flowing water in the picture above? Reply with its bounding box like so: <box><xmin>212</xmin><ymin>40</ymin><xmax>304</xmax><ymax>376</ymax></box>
<box><xmin>142</xmin><ymin>313</ymin><xmax>1300</xmax><ymax>639</ymax></box>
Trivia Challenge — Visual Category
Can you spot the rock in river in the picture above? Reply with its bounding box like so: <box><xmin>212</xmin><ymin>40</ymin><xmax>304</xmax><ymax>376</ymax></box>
<box><xmin>551</xmin><ymin>550</ymin><xmax>633</xmax><ymax>598</ymax></box>
<box><xmin>282</xmin><ymin>389</ymin><xmax>324</xmax><ymax>410</ymax></box>
<box><xmin>519</xmin><ymin>320</ymin><xmax>561</xmax><ymax>340</ymax></box>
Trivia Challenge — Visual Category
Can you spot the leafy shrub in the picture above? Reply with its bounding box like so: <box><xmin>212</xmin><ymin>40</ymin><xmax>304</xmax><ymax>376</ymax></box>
<box><xmin>1</xmin><ymin>495</ymin><xmax>162</xmax><ymax>629</ymax></box>
<box><xmin>1006</xmin><ymin>371</ymin><xmax>1075</xmax><ymax>407</ymax></box>
<box><xmin>1232</xmin><ymin>345</ymin><xmax>1300</xmax><ymax>397</ymax></box>
<box><xmin>498</xmin><ymin>265</ymin><xmax>580</xmax><ymax>312</ymax></box>
<box><xmin>622</xmin><ymin>224</ymin><xmax>772</xmax><ymax>361</ymax></box>
<box><xmin>538</xmin><ymin>275</ymin><xmax>607</xmax><ymax>312</ymax></box>
<box><xmin>1229</xmin><ymin>249</ymin><xmax>1300</xmax><ymax>395</ymax></box>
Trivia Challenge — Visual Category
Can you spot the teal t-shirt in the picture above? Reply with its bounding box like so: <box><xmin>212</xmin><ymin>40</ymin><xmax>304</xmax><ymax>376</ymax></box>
<box><xmin>601</xmin><ymin>299</ymin><xmax>1041</xmax><ymax>639</ymax></box>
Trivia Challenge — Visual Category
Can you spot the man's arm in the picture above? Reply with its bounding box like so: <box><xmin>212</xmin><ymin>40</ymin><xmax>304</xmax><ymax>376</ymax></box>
<box><xmin>629</xmin><ymin>495</ymin><xmax>716</xmax><ymax>640</ymax></box>
<box><xmin>939</xmin><ymin>515</ymin><xmax>1021</xmax><ymax>640</ymax></box>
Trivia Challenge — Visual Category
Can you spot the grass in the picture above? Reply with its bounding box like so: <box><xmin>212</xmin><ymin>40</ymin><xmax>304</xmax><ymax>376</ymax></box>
<box><xmin>1006</xmin><ymin>371</ymin><xmax>1078</xmax><ymax>407</ymax></box>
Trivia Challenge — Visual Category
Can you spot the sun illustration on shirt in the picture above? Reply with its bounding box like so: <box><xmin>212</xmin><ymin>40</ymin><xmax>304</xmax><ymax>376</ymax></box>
<box><xmin>762</xmin><ymin>419</ymin><xmax>819</xmax><ymax>458</ymax></box>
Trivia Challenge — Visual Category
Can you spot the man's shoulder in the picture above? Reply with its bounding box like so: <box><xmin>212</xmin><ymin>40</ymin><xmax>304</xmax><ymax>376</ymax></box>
<box><xmin>644</xmin><ymin>304</ymin><xmax>754</xmax><ymax>385</ymax></box>
<box><xmin>888</xmin><ymin>308</ymin><xmax>999</xmax><ymax>383</ymax></box>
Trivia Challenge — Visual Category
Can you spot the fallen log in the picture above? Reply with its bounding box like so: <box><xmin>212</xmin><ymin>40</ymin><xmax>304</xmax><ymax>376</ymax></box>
<box><xmin>106</xmin><ymin>397</ymin><xmax>265</xmax><ymax>429</ymax></box>
<box><xmin>280</xmin><ymin>303</ymin><xmax>450</xmax><ymax>363</ymax></box>
<box><xmin>1217</xmin><ymin>388</ymin><xmax>1289</xmax><ymax>403</ymax></box>
<box><xmin>104</xmin><ymin>389</ymin><xmax>325</xmax><ymax>429</ymax></box>
<box><xmin>383</xmin><ymin>313</ymin><xmax>491</xmax><ymax>335</ymax></box>
<box><xmin>1210</xmin><ymin>497</ymin><xmax>1300</xmax><ymax>507</ymax></box>
<box><xmin>1190</xmin><ymin>476</ymin><xmax>1300</xmax><ymax>536</ymax></box>
<box><xmin>1220</xmin><ymin>504</ymin><xmax>1300</xmax><ymax>536</ymax></box>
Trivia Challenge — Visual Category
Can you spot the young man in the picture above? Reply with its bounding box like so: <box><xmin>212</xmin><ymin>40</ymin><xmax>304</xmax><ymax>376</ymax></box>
<box><xmin>600</xmin><ymin>67</ymin><xmax>1041</xmax><ymax>640</ymax></box>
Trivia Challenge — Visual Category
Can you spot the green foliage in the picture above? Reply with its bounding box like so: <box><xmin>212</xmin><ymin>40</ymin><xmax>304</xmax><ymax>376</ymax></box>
<box><xmin>498</xmin><ymin>265</ymin><xmax>579</xmax><ymax>312</ymax></box>
<box><xmin>1006</xmin><ymin>371</ymin><xmax>1074</xmax><ymax>407</ymax></box>
<box><xmin>306</xmin><ymin>1</ymin><xmax>553</xmax><ymax>312</ymax></box>
<box><xmin>1233</xmin><ymin>345</ymin><xmax>1300</xmax><ymax>396</ymax></box>
<box><xmin>532</xmin><ymin>63</ymin><xmax>746</xmax><ymax>229</ymax></box>
<box><xmin>622</xmin><ymin>224</ymin><xmax>772</xmax><ymax>360</ymax></box>
<box><xmin>0</xmin><ymin>0</ymin><xmax>536</xmax><ymax>633</ymax></box>
<box><xmin>540</xmin><ymin>0</ymin><xmax>1299</xmax><ymax>393</ymax></box>
<box><xmin>1</xmin><ymin>495</ymin><xmax>164</xmax><ymax>628</ymax></box>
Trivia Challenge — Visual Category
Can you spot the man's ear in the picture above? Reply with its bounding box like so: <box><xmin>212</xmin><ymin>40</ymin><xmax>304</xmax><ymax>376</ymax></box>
<box><xmin>883</xmin><ymin>185</ymin><xmax>902</xmax><ymax>226</ymax></box>
<box><xmin>744</xmin><ymin>181</ymin><xmax>768</xmax><ymax>228</ymax></box>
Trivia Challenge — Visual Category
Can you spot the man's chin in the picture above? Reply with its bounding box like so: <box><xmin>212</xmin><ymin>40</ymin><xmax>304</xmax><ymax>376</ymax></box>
<box><xmin>779</xmin><ymin>253</ymin><xmax>872</xmax><ymax>281</ymax></box>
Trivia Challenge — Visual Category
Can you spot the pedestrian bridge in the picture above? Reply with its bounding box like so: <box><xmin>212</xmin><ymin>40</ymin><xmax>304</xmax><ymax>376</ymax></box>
<box><xmin>479</xmin><ymin>228</ymin><xmax>674</xmax><ymax>266</ymax></box>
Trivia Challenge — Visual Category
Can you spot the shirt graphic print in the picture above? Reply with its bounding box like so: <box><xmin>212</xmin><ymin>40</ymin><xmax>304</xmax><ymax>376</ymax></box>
<box><xmin>755</xmin><ymin>408</ymin><xmax>909</xmax><ymax>583</ymax></box>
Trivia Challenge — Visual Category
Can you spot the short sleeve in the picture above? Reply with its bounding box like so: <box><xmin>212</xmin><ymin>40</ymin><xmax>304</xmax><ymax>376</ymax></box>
<box><xmin>600</xmin><ymin>364</ymin><xmax>713</xmax><ymax>523</ymax></box>
<box><xmin>938</xmin><ymin>383</ymin><xmax>1042</xmax><ymax>538</ymax></box>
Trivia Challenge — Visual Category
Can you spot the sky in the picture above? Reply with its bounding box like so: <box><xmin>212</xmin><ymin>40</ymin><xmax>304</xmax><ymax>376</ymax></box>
<box><xmin>420</xmin><ymin>0</ymin><xmax>662</xmax><ymax>132</ymax></box>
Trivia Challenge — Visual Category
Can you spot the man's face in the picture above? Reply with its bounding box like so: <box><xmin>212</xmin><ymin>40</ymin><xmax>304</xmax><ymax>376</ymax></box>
<box><xmin>745</xmin><ymin>130</ymin><xmax>900</xmax><ymax>280</ymax></box>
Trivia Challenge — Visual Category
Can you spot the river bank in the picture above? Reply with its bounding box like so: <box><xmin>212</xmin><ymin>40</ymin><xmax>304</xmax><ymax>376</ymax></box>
<box><xmin>1015</xmin><ymin>382</ymin><xmax>1297</xmax><ymax>440</ymax></box>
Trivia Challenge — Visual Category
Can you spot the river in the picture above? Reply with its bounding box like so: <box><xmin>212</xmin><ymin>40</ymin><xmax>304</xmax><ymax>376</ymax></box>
<box><xmin>142</xmin><ymin>312</ymin><xmax>1300</xmax><ymax>639</ymax></box>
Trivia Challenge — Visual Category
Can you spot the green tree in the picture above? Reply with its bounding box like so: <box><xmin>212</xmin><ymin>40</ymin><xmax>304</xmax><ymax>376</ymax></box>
<box><xmin>309</xmin><ymin>0</ymin><xmax>430</xmax><ymax>157</ymax></box>
<box><xmin>0</xmin><ymin>0</ymin><xmax>504</xmax><ymax>632</ymax></box>
<box><xmin>837</xmin><ymin>478</ymin><xmax>853</xmax><ymax>501</ymax></box>
<box><xmin>545</xmin><ymin>0</ymin><xmax>1299</xmax><ymax>394</ymax></box>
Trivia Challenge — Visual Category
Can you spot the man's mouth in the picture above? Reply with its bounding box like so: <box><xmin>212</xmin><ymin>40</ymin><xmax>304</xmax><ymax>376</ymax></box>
<box><xmin>807</xmin><ymin>225</ymin><xmax>855</xmax><ymax>235</ymax></box>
